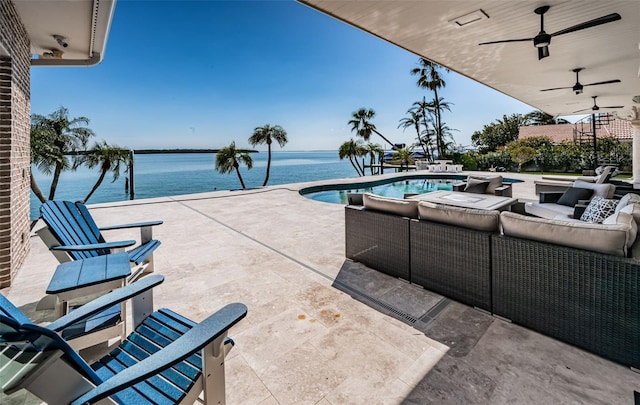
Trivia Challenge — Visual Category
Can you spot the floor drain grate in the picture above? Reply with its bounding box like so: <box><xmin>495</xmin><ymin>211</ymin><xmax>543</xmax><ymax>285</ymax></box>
<box><xmin>418</xmin><ymin>297</ymin><xmax>451</xmax><ymax>327</ymax></box>
<box><xmin>333</xmin><ymin>280</ymin><xmax>418</xmax><ymax>325</ymax></box>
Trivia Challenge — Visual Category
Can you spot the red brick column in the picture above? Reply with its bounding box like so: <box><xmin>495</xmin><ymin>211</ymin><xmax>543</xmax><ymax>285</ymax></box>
<box><xmin>0</xmin><ymin>0</ymin><xmax>31</xmax><ymax>287</ymax></box>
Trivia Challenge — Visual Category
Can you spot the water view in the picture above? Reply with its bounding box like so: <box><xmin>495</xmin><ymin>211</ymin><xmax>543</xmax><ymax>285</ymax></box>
<box><xmin>30</xmin><ymin>151</ymin><xmax>356</xmax><ymax>219</ymax></box>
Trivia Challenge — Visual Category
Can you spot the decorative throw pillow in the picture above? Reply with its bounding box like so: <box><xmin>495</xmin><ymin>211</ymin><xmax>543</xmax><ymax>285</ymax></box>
<box><xmin>556</xmin><ymin>187</ymin><xmax>593</xmax><ymax>207</ymax></box>
<box><xmin>614</xmin><ymin>192</ymin><xmax>640</xmax><ymax>213</ymax></box>
<box><xmin>464</xmin><ymin>178</ymin><xmax>489</xmax><ymax>194</ymax></box>
<box><xmin>580</xmin><ymin>196</ymin><xmax>619</xmax><ymax>223</ymax></box>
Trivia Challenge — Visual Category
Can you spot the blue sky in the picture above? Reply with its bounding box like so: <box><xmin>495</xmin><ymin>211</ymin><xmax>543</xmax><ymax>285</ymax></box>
<box><xmin>31</xmin><ymin>0</ymin><xmax>542</xmax><ymax>151</ymax></box>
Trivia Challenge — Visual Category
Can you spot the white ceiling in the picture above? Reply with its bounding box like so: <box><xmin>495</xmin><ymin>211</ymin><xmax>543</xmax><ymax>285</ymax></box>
<box><xmin>298</xmin><ymin>0</ymin><xmax>640</xmax><ymax>117</ymax></box>
<box><xmin>13</xmin><ymin>0</ymin><xmax>116</xmax><ymax>66</ymax></box>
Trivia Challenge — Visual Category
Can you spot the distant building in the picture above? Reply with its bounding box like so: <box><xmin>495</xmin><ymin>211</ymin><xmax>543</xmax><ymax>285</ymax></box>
<box><xmin>519</xmin><ymin>116</ymin><xmax>633</xmax><ymax>144</ymax></box>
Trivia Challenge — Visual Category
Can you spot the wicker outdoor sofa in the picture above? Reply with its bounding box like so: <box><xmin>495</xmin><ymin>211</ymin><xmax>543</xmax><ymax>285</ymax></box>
<box><xmin>345</xmin><ymin>193</ymin><xmax>640</xmax><ymax>369</ymax></box>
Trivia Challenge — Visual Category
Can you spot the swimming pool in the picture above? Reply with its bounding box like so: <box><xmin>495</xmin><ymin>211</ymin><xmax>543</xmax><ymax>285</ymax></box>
<box><xmin>300</xmin><ymin>175</ymin><xmax>523</xmax><ymax>204</ymax></box>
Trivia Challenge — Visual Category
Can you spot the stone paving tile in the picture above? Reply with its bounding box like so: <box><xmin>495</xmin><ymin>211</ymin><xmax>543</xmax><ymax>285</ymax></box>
<box><xmin>420</xmin><ymin>302</ymin><xmax>495</xmax><ymax>358</ymax></box>
<box><xmin>226</xmin><ymin>354</ymin><xmax>272</xmax><ymax>405</ymax></box>
<box><xmin>399</xmin><ymin>346</ymin><xmax>449</xmax><ymax>388</ymax></box>
<box><xmin>402</xmin><ymin>355</ymin><xmax>497</xmax><ymax>404</ymax></box>
<box><xmin>324</xmin><ymin>375</ymin><xmax>413</xmax><ymax>405</ymax></box>
<box><xmin>258</xmin><ymin>345</ymin><xmax>347</xmax><ymax>405</ymax></box>
<box><xmin>308</xmin><ymin>321</ymin><xmax>417</xmax><ymax>383</ymax></box>
<box><xmin>236</xmin><ymin>306</ymin><xmax>329</xmax><ymax>375</ymax></box>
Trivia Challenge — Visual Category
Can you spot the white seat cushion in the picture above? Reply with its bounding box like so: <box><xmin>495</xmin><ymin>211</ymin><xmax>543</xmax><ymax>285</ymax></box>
<box><xmin>524</xmin><ymin>202</ymin><xmax>574</xmax><ymax>219</ymax></box>
<box><xmin>363</xmin><ymin>193</ymin><xmax>418</xmax><ymax>219</ymax></box>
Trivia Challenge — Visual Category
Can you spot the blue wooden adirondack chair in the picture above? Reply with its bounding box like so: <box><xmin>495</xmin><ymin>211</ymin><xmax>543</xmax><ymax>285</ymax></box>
<box><xmin>38</xmin><ymin>200</ymin><xmax>163</xmax><ymax>281</ymax></box>
<box><xmin>1</xmin><ymin>268</ymin><xmax>157</xmax><ymax>352</ymax></box>
<box><xmin>0</xmin><ymin>276</ymin><xmax>247</xmax><ymax>404</ymax></box>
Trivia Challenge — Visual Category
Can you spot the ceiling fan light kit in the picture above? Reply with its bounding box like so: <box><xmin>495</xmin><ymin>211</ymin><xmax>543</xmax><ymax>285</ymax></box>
<box><xmin>540</xmin><ymin>68</ymin><xmax>621</xmax><ymax>95</ymax></box>
<box><xmin>573</xmin><ymin>96</ymin><xmax>625</xmax><ymax>114</ymax></box>
<box><xmin>479</xmin><ymin>5</ymin><xmax>621</xmax><ymax>60</ymax></box>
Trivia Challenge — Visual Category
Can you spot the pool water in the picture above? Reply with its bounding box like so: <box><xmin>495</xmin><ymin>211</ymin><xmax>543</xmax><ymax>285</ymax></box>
<box><xmin>304</xmin><ymin>178</ymin><xmax>462</xmax><ymax>204</ymax></box>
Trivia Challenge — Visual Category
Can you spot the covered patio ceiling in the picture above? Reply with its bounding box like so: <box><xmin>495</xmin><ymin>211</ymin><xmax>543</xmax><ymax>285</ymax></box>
<box><xmin>13</xmin><ymin>0</ymin><xmax>116</xmax><ymax>66</ymax></box>
<box><xmin>298</xmin><ymin>1</ymin><xmax>640</xmax><ymax>118</ymax></box>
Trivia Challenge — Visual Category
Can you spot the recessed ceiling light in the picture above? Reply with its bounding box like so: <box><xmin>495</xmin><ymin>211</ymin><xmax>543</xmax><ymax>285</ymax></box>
<box><xmin>448</xmin><ymin>10</ymin><xmax>489</xmax><ymax>28</ymax></box>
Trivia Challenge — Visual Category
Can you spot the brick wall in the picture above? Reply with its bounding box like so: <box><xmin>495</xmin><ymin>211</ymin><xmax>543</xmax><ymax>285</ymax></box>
<box><xmin>0</xmin><ymin>0</ymin><xmax>31</xmax><ymax>287</ymax></box>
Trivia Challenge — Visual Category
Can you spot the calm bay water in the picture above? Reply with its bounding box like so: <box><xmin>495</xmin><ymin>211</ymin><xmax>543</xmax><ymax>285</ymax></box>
<box><xmin>30</xmin><ymin>151</ymin><xmax>357</xmax><ymax>219</ymax></box>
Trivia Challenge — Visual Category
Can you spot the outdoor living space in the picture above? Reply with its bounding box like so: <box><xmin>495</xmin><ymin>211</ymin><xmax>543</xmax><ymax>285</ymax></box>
<box><xmin>3</xmin><ymin>172</ymin><xmax>639</xmax><ymax>404</ymax></box>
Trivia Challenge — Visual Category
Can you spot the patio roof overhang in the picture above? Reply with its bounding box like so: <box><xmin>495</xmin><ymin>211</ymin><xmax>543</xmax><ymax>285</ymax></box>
<box><xmin>297</xmin><ymin>1</ymin><xmax>640</xmax><ymax>118</ymax></box>
<box><xmin>13</xmin><ymin>0</ymin><xmax>117</xmax><ymax>66</ymax></box>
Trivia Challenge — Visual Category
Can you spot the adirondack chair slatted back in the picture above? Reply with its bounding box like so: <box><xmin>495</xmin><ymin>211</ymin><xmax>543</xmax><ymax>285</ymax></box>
<box><xmin>0</xmin><ymin>297</ymin><xmax>102</xmax><ymax>395</ymax></box>
<box><xmin>41</xmin><ymin>201</ymin><xmax>110</xmax><ymax>260</ymax></box>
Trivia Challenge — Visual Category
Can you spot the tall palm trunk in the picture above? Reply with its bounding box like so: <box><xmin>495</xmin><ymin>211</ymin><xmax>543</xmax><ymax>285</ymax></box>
<box><xmin>348</xmin><ymin>157</ymin><xmax>364</xmax><ymax>176</ymax></box>
<box><xmin>84</xmin><ymin>163</ymin><xmax>109</xmax><ymax>203</ymax></box>
<box><xmin>433</xmin><ymin>88</ymin><xmax>443</xmax><ymax>157</ymax></box>
<box><xmin>49</xmin><ymin>164</ymin><xmax>63</xmax><ymax>200</ymax></box>
<box><xmin>30</xmin><ymin>169</ymin><xmax>47</xmax><ymax>203</ymax></box>
<box><xmin>420</xmin><ymin>116</ymin><xmax>433</xmax><ymax>161</ymax></box>
<box><xmin>415</xmin><ymin>127</ymin><xmax>427</xmax><ymax>157</ymax></box>
<box><xmin>263</xmin><ymin>140</ymin><xmax>272</xmax><ymax>187</ymax></box>
<box><xmin>234</xmin><ymin>164</ymin><xmax>246</xmax><ymax>189</ymax></box>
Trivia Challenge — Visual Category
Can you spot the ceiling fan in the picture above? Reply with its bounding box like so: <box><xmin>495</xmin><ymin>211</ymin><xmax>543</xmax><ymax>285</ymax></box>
<box><xmin>573</xmin><ymin>96</ymin><xmax>624</xmax><ymax>114</ymax></box>
<box><xmin>541</xmin><ymin>68</ymin><xmax>621</xmax><ymax>94</ymax></box>
<box><xmin>478</xmin><ymin>6</ymin><xmax>621</xmax><ymax>60</ymax></box>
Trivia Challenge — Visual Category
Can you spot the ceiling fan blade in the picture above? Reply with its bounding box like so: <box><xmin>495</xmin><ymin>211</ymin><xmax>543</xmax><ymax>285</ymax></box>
<box><xmin>478</xmin><ymin>38</ymin><xmax>533</xmax><ymax>45</ymax></box>
<box><xmin>601</xmin><ymin>106</ymin><xmax>624</xmax><ymax>109</ymax></box>
<box><xmin>584</xmin><ymin>79</ymin><xmax>621</xmax><ymax>87</ymax></box>
<box><xmin>573</xmin><ymin>108</ymin><xmax>593</xmax><ymax>114</ymax></box>
<box><xmin>551</xmin><ymin>13</ymin><xmax>621</xmax><ymax>37</ymax></box>
<box><xmin>540</xmin><ymin>86</ymin><xmax>572</xmax><ymax>92</ymax></box>
<box><xmin>538</xmin><ymin>46</ymin><xmax>549</xmax><ymax>60</ymax></box>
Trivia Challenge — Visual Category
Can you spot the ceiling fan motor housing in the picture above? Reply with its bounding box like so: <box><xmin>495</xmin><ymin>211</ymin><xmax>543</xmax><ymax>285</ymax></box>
<box><xmin>573</xmin><ymin>83</ymin><xmax>584</xmax><ymax>94</ymax></box>
<box><xmin>533</xmin><ymin>32</ymin><xmax>551</xmax><ymax>48</ymax></box>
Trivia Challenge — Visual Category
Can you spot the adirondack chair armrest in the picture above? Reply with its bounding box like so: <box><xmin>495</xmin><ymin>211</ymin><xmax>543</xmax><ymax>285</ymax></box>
<box><xmin>47</xmin><ymin>275</ymin><xmax>165</xmax><ymax>332</ymax></box>
<box><xmin>70</xmin><ymin>302</ymin><xmax>248</xmax><ymax>405</ymax></box>
<box><xmin>99</xmin><ymin>220</ymin><xmax>163</xmax><ymax>231</ymax></box>
<box><xmin>50</xmin><ymin>240</ymin><xmax>137</xmax><ymax>251</ymax></box>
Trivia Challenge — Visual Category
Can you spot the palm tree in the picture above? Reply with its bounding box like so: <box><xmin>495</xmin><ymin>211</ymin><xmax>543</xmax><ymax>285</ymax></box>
<box><xmin>215</xmin><ymin>141</ymin><xmax>253</xmax><ymax>189</ymax></box>
<box><xmin>77</xmin><ymin>141</ymin><xmax>130</xmax><ymax>203</ymax></box>
<box><xmin>248</xmin><ymin>124</ymin><xmax>288</xmax><ymax>187</ymax></box>
<box><xmin>399</xmin><ymin>109</ymin><xmax>429</xmax><ymax>158</ymax></box>
<box><xmin>411</xmin><ymin>58</ymin><xmax>450</xmax><ymax>157</ymax></box>
<box><xmin>348</xmin><ymin>108</ymin><xmax>396</xmax><ymax>149</ymax></box>
<box><xmin>391</xmin><ymin>147</ymin><xmax>416</xmax><ymax>171</ymax></box>
<box><xmin>30</xmin><ymin>106</ymin><xmax>95</xmax><ymax>200</ymax></box>
<box><xmin>30</xmin><ymin>125</ymin><xmax>58</xmax><ymax>203</ymax></box>
<box><xmin>525</xmin><ymin>110</ymin><xmax>571</xmax><ymax>125</ymax></box>
<box><xmin>338</xmin><ymin>139</ymin><xmax>367</xmax><ymax>176</ymax></box>
<box><xmin>365</xmin><ymin>143</ymin><xmax>384</xmax><ymax>175</ymax></box>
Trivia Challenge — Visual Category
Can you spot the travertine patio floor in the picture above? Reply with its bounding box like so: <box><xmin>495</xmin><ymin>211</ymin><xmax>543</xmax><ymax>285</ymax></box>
<box><xmin>2</xmin><ymin>172</ymin><xmax>639</xmax><ymax>404</ymax></box>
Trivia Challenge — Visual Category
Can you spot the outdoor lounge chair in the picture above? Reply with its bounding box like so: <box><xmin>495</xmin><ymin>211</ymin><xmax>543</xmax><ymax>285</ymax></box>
<box><xmin>541</xmin><ymin>165</ymin><xmax>617</xmax><ymax>183</ymax></box>
<box><xmin>0</xmin><ymin>275</ymin><xmax>247</xmax><ymax>404</ymax></box>
<box><xmin>37</xmin><ymin>200</ymin><xmax>163</xmax><ymax>282</ymax></box>
<box><xmin>535</xmin><ymin>166</ymin><xmax>616</xmax><ymax>194</ymax></box>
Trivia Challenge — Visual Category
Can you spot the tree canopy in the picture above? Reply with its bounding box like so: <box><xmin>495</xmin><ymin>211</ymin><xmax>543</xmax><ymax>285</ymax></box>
<box><xmin>471</xmin><ymin>113</ymin><xmax>529</xmax><ymax>154</ymax></box>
